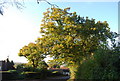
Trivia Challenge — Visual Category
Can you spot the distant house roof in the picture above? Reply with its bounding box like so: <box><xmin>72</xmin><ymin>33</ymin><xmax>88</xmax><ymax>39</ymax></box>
<box><xmin>60</xmin><ymin>66</ymin><xmax>69</xmax><ymax>70</ymax></box>
<box><xmin>0</xmin><ymin>58</ymin><xmax>15</xmax><ymax>71</ymax></box>
<box><xmin>49</xmin><ymin>66</ymin><xmax>69</xmax><ymax>70</ymax></box>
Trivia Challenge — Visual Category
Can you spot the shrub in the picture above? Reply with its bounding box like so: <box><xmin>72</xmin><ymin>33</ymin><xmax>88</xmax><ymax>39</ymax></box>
<box><xmin>8</xmin><ymin>70</ymin><xmax>18</xmax><ymax>73</ymax></box>
<box><xmin>1</xmin><ymin>65</ymin><xmax>52</xmax><ymax>80</ymax></box>
<box><xmin>76</xmin><ymin>48</ymin><xmax>120</xmax><ymax>80</ymax></box>
<box><xmin>23</xmin><ymin>72</ymin><xmax>41</xmax><ymax>79</ymax></box>
<box><xmin>2</xmin><ymin>70</ymin><xmax>19</xmax><ymax>80</ymax></box>
<box><xmin>18</xmin><ymin>69</ymin><xmax>52</xmax><ymax>80</ymax></box>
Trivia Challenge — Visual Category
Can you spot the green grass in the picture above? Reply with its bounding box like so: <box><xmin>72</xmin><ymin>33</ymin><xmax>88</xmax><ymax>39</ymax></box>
<box><xmin>0</xmin><ymin>71</ymin><xmax>10</xmax><ymax>73</ymax></box>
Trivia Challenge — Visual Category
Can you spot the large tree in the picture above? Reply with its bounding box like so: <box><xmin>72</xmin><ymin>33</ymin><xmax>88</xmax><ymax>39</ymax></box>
<box><xmin>36</xmin><ymin>7</ymin><xmax>114</xmax><ymax>79</ymax></box>
<box><xmin>18</xmin><ymin>43</ymin><xmax>46</xmax><ymax>68</ymax></box>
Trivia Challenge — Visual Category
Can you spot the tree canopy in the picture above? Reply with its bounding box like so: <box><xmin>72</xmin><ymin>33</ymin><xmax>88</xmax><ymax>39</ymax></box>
<box><xmin>36</xmin><ymin>7</ymin><xmax>114</xmax><ymax>66</ymax></box>
<box><xmin>18</xmin><ymin>43</ymin><xmax>46</xmax><ymax>68</ymax></box>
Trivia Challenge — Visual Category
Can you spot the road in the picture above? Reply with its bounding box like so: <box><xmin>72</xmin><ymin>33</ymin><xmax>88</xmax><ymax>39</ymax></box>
<box><xmin>46</xmin><ymin>75</ymin><xmax>70</xmax><ymax>80</ymax></box>
<box><xmin>9</xmin><ymin>76</ymin><xmax>70</xmax><ymax>81</ymax></box>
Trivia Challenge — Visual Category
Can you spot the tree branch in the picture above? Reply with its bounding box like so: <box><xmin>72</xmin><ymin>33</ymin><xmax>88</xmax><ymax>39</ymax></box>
<box><xmin>37</xmin><ymin>0</ymin><xmax>59</xmax><ymax>8</ymax></box>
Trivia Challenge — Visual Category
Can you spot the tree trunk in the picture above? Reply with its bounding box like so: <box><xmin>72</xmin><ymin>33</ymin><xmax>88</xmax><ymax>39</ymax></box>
<box><xmin>32</xmin><ymin>60</ymin><xmax>36</xmax><ymax>68</ymax></box>
<box><xmin>68</xmin><ymin>64</ymin><xmax>79</xmax><ymax>80</ymax></box>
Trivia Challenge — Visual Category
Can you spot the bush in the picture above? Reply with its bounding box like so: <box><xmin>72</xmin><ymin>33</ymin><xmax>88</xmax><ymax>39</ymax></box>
<box><xmin>76</xmin><ymin>48</ymin><xmax>120</xmax><ymax>80</ymax></box>
<box><xmin>17</xmin><ymin>69</ymin><xmax>52</xmax><ymax>80</ymax></box>
<box><xmin>16</xmin><ymin>63</ymin><xmax>37</xmax><ymax>73</ymax></box>
<box><xmin>37</xmin><ymin>68</ymin><xmax>52</xmax><ymax>78</ymax></box>
<box><xmin>2</xmin><ymin>70</ymin><xmax>19</xmax><ymax>80</ymax></box>
<box><xmin>13</xmin><ymin>63</ymin><xmax>53</xmax><ymax>80</ymax></box>
<box><xmin>0</xmin><ymin>64</ymin><xmax>52</xmax><ymax>80</ymax></box>
<box><xmin>23</xmin><ymin>72</ymin><xmax>41</xmax><ymax>79</ymax></box>
<box><xmin>8</xmin><ymin>70</ymin><xmax>18</xmax><ymax>73</ymax></box>
<box><xmin>52</xmin><ymin>71</ymin><xmax>62</xmax><ymax>76</ymax></box>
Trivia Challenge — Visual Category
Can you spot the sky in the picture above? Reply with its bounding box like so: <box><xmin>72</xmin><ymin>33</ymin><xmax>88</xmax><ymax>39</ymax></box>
<box><xmin>0</xmin><ymin>0</ymin><xmax>119</xmax><ymax>63</ymax></box>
